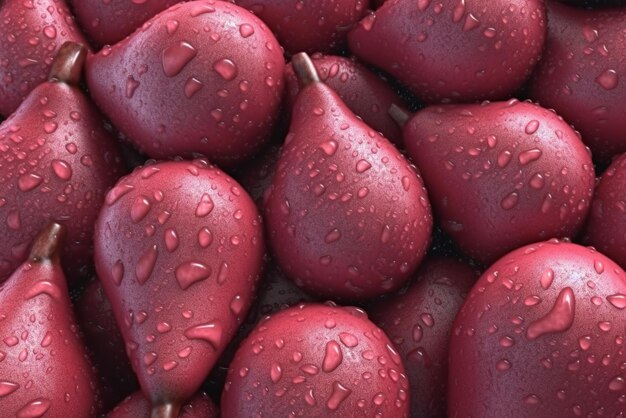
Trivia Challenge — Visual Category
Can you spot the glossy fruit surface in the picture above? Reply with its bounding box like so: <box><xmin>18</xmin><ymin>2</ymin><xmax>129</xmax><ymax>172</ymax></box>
<box><xmin>449</xmin><ymin>240</ymin><xmax>626</xmax><ymax>417</ymax></box>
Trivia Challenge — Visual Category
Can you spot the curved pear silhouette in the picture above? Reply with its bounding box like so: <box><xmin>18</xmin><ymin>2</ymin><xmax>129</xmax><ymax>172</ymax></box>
<box><xmin>264</xmin><ymin>52</ymin><xmax>432</xmax><ymax>301</ymax></box>
<box><xmin>0</xmin><ymin>223</ymin><xmax>101</xmax><ymax>417</ymax></box>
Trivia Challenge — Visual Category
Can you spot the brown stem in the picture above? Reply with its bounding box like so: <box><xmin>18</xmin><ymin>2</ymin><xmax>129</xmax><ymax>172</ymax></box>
<box><xmin>291</xmin><ymin>52</ymin><xmax>320</xmax><ymax>88</ymax></box>
<box><xmin>151</xmin><ymin>401</ymin><xmax>181</xmax><ymax>418</ymax></box>
<box><xmin>388</xmin><ymin>103</ymin><xmax>412</xmax><ymax>127</ymax></box>
<box><xmin>29</xmin><ymin>222</ymin><xmax>66</xmax><ymax>263</ymax></box>
<box><xmin>48</xmin><ymin>41</ymin><xmax>87</xmax><ymax>85</ymax></box>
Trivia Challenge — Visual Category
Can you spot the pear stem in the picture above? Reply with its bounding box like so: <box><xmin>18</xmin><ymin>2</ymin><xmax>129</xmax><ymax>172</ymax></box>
<box><xmin>29</xmin><ymin>222</ymin><xmax>66</xmax><ymax>263</ymax></box>
<box><xmin>291</xmin><ymin>52</ymin><xmax>320</xmax><ymax>88</ymax></box>
<box><xmin>388</xmin><ymin>103</ymin><xmax>412</xmax><ymax>128</ymax></box>
<box><xmin>151</xmin><ymin>401</ymin><xmax>181</xmax><ymax>418</ymax></box>
<box><xmin>48</xmin><ymin>41</ymin><xmax>87</xmax><ymax>86</ymax></box>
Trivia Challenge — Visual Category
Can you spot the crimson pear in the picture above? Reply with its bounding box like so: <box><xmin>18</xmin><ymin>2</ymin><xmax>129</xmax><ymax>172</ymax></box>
<box><xmin>0</xmin><ymin>41</ymin><xmax>124</xmax><ymax>283</ymax></box>
<box><xmin>529</xmin><ymin>2</ymin><xmax>626</xmax><ymax>161</ymax></box>
<box><xmin>70</xmin><ymin>0</ymin><xmax>182</xmax><ymax>48</ymax></box>
<box><xmin>398</xmin><ymin>100</ymin><xmax>595</xmax><ymax>265</ymax></box>
<box><xmin>264</xmin><ymin>52</ymin><xmax>432</xmax><ymax>301</ymax></box>
<box><xmin>94</xmin><ymin>159</ymin><xmax>264</xmax><ymax>417</ymax></box>
<box><xmin>85</xmin><ymin>0</ymin><xmax>285</xmax><ymax>167</ymax></box>
<box><xmin>0</xmin><ymin>223</ymin><xmax>101</xmax><ymax>417</ymax></box>
<box><xmin>0</xmin><ymin>0</ymin><xmax>88</xmax><ymax>117</ymax></box>
<box><xmin>348</xmin><ymin>0</ymin><xmax>546</xmax><ymax>103</ymax></box>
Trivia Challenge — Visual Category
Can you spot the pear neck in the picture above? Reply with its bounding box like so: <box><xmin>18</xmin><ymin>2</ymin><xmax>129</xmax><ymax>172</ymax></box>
<box><xmin>48</xmin><ymin>42</ymin><xmax>87</xmax><ymax>86</ymax></box>
<box><xmin>291</xmin><ymin>52</ymin><xmax>320</xmax><ymax>88</ymax></box>
<box><xmin>29</xmin><ymin>222</ymin><xmax>66</xmax><ymax>264</ymax></box>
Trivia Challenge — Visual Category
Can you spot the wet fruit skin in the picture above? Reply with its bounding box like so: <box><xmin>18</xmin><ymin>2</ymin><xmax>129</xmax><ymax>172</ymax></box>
<box><xmin>0</xmin><ymin>223</ymin><xmax>101</xmax><ymax>417</ymax></box>
<box><xmin>234</xmin><ymin>0</ymin><xmax>369</xmax><ymax>55</ymax></box>
<box><xmin>402</xmin><ymin>99</ymin><xmax>595</xmax><ymax>265</ymax></box>
<box><xmin>528</xmin><ymin>2</ymin><xmax>626</xmax><ymax>162</ymax></box>
<box><xmin>0</xmin><ymin>62</ymin><xmax>124</xmax><ymax>284</ymax></box>
<box><xmin>368</xmin><ymin>256</ymin><xmax>478</xmax><ymax>417</ymax></box>
<box><xmin>284</xmin><ymin>53</ymin><xmax>408</xmax><ymax>146</ymax></box>
<box><xmin>347</xmin><ymin>0</ymin><xmax>546</xmax><ymax>103</ymax></box>
<box><xmin>265</xmin><ymin>53</ymin><xmax>433</xmax><ymax>301</ymax></box>
<box><xmin>449</xmin><ymin>240</ymin><xmax>626</xmax><ymax>417</ymax></box>
<box><xmin>108</xmin><ymin>391</ymin><xmax>218</xmax><ymax>418</ymax></box>
<box><xmin>222</xmin><ymin>303</ymin><xmax>410</xmax><ymax>417</ymax></box>
<box><xmin>583</xmin><ymin>153</ymin><xmax>626</xmax><ymax>270</ymax></box>
<box><xmin>94</xmin><ymin>159</ymin><xmax>264</xmax><ymax>414</ymax></box>
<box><xmin>70</xmin><ymin>0</ymin><xmax>182</xmax><ymax>49</ymax></box>
<box><xmin>85</xmin><ymin>0</ymin><xmax>285</xmax><ymax>167</ymax></box>
<box><xmin>0</xmin><ymin>0</ymin><xmax>88</xmax><ymax>117</ymax></box>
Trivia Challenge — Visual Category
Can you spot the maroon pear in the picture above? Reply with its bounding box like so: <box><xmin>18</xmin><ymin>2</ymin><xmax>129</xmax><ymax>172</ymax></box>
<box><xmin>94</xmin><ymin>159</ymin><xmax>264</xmax><ymax>417</ymax></box>
<box><xmin>399</xmin><ymin>100</ymin><xmax>595</xmax><ymax>265</ymax></box>
<box><xmin>234</xmin><ymin>0</ymin><xmax>369</xmax><ymax>55</ymax></box>
<box><xmin>70</xmin><ymin>0</ymin><xmax>182</xmax><ymax>49</ymax></box>
<box><xmin>0</xmin><ymin>42</ymin><xmax>124</xmax><ymax>283</ymax></box>
<box><xmin>368</xmin><ymin>256</ymin><xmax>478</xmax><ymax>418</ymax></box>
<box><xmin>583</xmin><ymin>153</ymin><xmax>626</xmax><ymax>269</ymax></box>
<box><xmin>0</xmin><ymin>0</ymin><xmax>88</xmax><ymax>117</ymax></box>
<box><xmin>449</xmin><ymin>241</ymin><xmax>626</xmax><ymax>416</ymax></box>
<box><xmin>221</xmin><ymin>303</ymin><xmax>410</xmax><ymax>417</ymax></box>
<box><xmin>0</xmin><ymin>223</ymin><xmax>101</xmax><ymax>417</ymax></box>
<box><xmin>347</xmin><ymin>0</ymin><xmax>546</xmax><ymax>103</ymax></box>
<box><xmin>284</xmin><ymin>53</ymin><xmax>408</xmax><ymax>145</ymax></box>
<box><xmin>529</xmin><ymin>3</ymin><xmax>626</xmax><ymax>161</ymax></box>
<box><xmin>85</xmin><ymin>0</ymin><xmax>285</xmax><ymax>167</ymax></box>
<box><xmin>264</xmin><ymin>53</ymin><xmax>432</xmax><ymax>301</ymax></box>
<box><xmin>108</xmin><ymin>391</ymin><xmax>218</xmax><ymax>418</ymax></box>
<box><xmin>76</xmin><ymin>278</ymin><xmax>139</xmax><ymax>410</ymax></box>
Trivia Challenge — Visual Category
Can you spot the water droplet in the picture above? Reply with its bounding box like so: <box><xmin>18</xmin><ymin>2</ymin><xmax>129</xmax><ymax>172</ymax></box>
<box><xmin>607</xmin><ymin>294</ymin><xmax>626</xmax><ymax>309</ymax></box>
<box><xmin>239</xmin><ymin>23</ymin><xmax>254</xmax><ymax>37</ymax></box>
<box><xmin>270</xmin><ymin>363</ymin><xmax>282</xmax><ymax>383</ymax></box>
<box><xmin>198</xmin><ymin>227</ymin><xmax>213</xmax><ymax>248</ymax></box>
<box><xmin>230</xmin><ymin>295</ymin><xmax>245</xmax><ymax>316</ymax></box>
<box><xmin>165</xmin><ymin>19</ymin><xmax>179</xmax><ymax>34</ymax></box>
<box><xmin>213</xmin><ymin>58</ymin><xmax>238</xmax><ymax>81</ymax></box>
<box><xmin>163</xmin><ymin>361</ymin><xmax>178</xmax><ymax>371</ymax></box>
<box><xmin>130</xmin><ymin>196</ymin><xmax>151</xmax><ymax>223</ymax></box>
<box><xmin>540</xmin><ymin>269</ymin><xmax>554</xmax><ymax>290</ymax></box>
<box><xmin>196</xmin><ymin>193</ymin><xmax>214</xmax><ymax>217</ymax></box>
<box><xmin>325</xmin><ymin>228</ymin><xmax>341</xmax><ymax>243</ymax></box>
<box><xmin>595</xmin><ymin>69</ymin><xmax>618</xmax><ymax>90</ymax></box>
<box><xmin>18</xmin><ymin>173</ymin><xmax>43</xmax><ymax>192</ymax></box>
<box><xmin>175</xmin><ymin>262</ymin><xmax>211</xmax><ymax>290</ymax></box>
<box><xmin>322</xmin><ymin>341</ymin><xmax>343</xmax><ymax>372</ymax></box>
<box><xmin>356</xmin><ymin>160</ymin><xmax>372</xmax><ymax>173</ymax></box>
<box><xmin>111</xmin><ymin>260</ymin><xmax>124</xmax><ymax>286</ymax></box>
<box><xmin>106</xmin><ymin>184</ymin><xmax>134</xmax><ymax>205</ymax></box>
<box><xmin>526</xmin><ymin>287</ymin><xmax>575</xmax><ymax>340</ymax></box>
<box><xmin>25</xmin><ymin>280</ymin><xmax>62</xmax><ymax>300</ymax></box>
<box><xmin>16</xmin><ymin>398</ymin><xmax>51</xmax><ymax>417</ymax></box>
<box><xmin>523</xmin><ymin>394</ymin><xmax>541</xmax><ymax>405</ymax></box>
<box><xmin>327</xmin><ymin>381</ymin><xmax>352</xmax><ymax>410</ymax></box>
<box><xmin>609</xmin><ymin>376</ymin><xmax>625</xmax><ymax>392</ymax></box>
<box><xmin>594</xmin><ymin>260</ymin><xmax>604</xmax><ymax>274</ymax></box>
<box><xmin>497</xmin><ymin>150</ymin><xmax>512</xmax><ymax>167</ymax></box>
<box><xmin>184</xmin><ymin>77</ymin><xmax>203</xmax><ymax>98</ymax></box>
<box><xmin>496</xmin><ymin>359</ymin><xmax>511</xmax><ymax>371</ymax></box>
<box><xmin>162</xmin><ymin>41</ymin><xmax>197</xmax><ymax>77</ymax></box>
<box><xmin>51</xmin><ymin>160</ymin><xmax>72</xmax><ymax>180</ymax></box>
<box><xmin>6</xmin><ymin>210</ymin><xmax>20</xmax><ymax>230</ymax></box>
<box><xmin>0</xmin><ymin>380</ymin><xmax>19</xmax><ymax>397</ymax></box>
<box><xmin>135</xmin><ymin>245</ymin><xmax>158</xmax><ymax>284</ymax></box>
<box><xmin>525</xmin><ymin>120</ymin><xmax>540</xmax><ymax>135</ymax></box>
<box><xmin>320</xmin><ymin>140</ymin><xmax>338</xmax><ymax>156</ymax></box>
<box><xmin>164</xmin><ymin>229</ymin><xmax>179</xmax><ymax>252</ymax></box>
<box><xmin>217</xmin><ymin>262</ymin><xmax>229</xmax><ymax>285</ymax></box>
<box><xmin>40</xmin><ymin>332</ymin><xmax>52</xmax><ymax>348</ymax></box>
<box><xmin>144</xmin><ymin>352</ymin><xmax>157</xmax><ymax>366</ymax></box>
<box><xmin>412</xmin><ymin>324</ymin><xmax>423</xmax><ymax>342</ymax></box>
<box><xmin>518</xmin><ymin>149</ymin><xmax>542</xmax><ymax>165</ymax></box>
<box><xmin>339</xmin><ymin>333</ymin><xmax>358</xmax><ymax>348</ymax></box>
<box><xmin>125</xmin><ymin>76</ymin><xmax>140</xmax><ymax>98</ymax></box>
<box><xmin>184</xmin><ymin>321</ymin><xmax>222</xmax><ymax>350</ymax></box>
<box><xmin>380</xmin><ymin>225</ymin><xmax>392</xmax><ymax>244</ymax></box>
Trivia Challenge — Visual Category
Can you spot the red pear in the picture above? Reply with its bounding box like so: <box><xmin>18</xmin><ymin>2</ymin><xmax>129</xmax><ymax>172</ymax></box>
<box><xmin>284</xmin><ymin>53</ymin><xmax>408</xmax><ymax>145</ymax></box>
<box><xmin>449</xmin><ymin>241</ymin><xmax>626</xmax><ymax>416</ymax></box>
<box><xmin>348</xmin><ymin>0</ymin><xmax>546</xmax><ymax>103</ymax></box>
<box><xmin>0</xmin><ymin>0</ymin><xmax>88</xmax><ymax>117</ymax></box>
<box><xmin>529</xmin><ymin>3</ymin><xmax>626</xmax><ymax>161</ymax></box>
<box><xmin>76</xmin><ymin>278</ymin><xmax>139</xmax><ymax>409</ymax></box>
<box><xmin>70</xmin><ymin>0</ymin><xmax>182</xmax><ymax>49</ymax></box>
<box><xmin>583</xmin><ymin>153</ymin><xmax>626</xmax><ymax>269</ymax></box>
<box><xmin>399</xmin><ymin>100</ymin><xmax>595</xmax><ymax>265</ymax></box>
<box><xmin>85</xmin><ymin>0</ymin><xmax>285</xmax><ymax>167</ymax></box>
<box><xmin>221</xmin><ymin>303</ymin><xmax>410</xmax><ymax>417</ymax></box>
<box><xmin>0</xmin><ymin>42</ymin><xmax>124</xmax><ymax>283</ymax></box>
<box><xmin>94</xmin><ymin>159</ymin><xmax>264</xmax><ymax>417</ymax></box>
<box><xmin>234</xmin><ymin>0</ymin><xmax>369</xmax><ymax>55</ymax></box>
<box><xmin>109</xmin><ymin>391</ymin><xmax>218</xmax><ymax>418</ymax></box>
<box><xmin>368</xmin><ymin>256</ymin><xmax>478</xmax><ymax>417</ymax></box>
<box><xmin>264</xmin><ymin>53</ymin><xmax>432</xmax><ymax>301</ymax></box>
<box><xmin>0</xmin><ymin>223</ymin><xmax>101</xmax><ymax>417</ymax></box>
